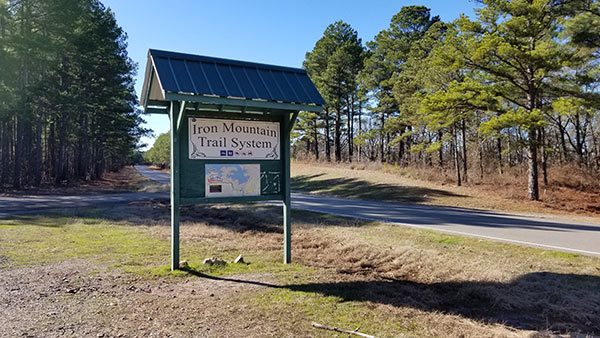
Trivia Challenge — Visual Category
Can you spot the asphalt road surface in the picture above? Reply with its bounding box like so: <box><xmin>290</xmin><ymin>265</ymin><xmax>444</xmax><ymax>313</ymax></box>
<box><xmin>131</xmin><ymin>165</ymin><xmax>600</xmax><ymax>257</ymax></box>
<box><xmin>134</xmin><ymin>165</ymin><xmax>170</xmax><ymax>183</ymax></box>
<box><xmin>1</xmin><ymin>165</ymin><xmax>599</xmax><ymax>257</ymax></box>
<box><xmin>291</xmin><ymin>193</ymin><xmax>600</xmax><ymax>257</ymax></box>
<box><xmin>0</xmin><ymin>192</ymin><xmax>168</xmax><ymax>218</ymax></box>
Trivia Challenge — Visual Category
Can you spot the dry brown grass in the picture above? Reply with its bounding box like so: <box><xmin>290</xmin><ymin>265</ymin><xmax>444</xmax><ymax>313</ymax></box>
<box><xmin>292</xmin><ymin>160</ymin><xmax>600</xmax><ymax>220</ymax></box>
<box><xmin>0</xmin><ymin>166</ymin><xmax>151</xmax><ymax>195</ymax></box>
<box><xmin>96</xmin><ymin>202</ymin><xmax>600</xmax><ymax>337</ymax></box>
<box><xmin>3</xmin><ymin>167</ymin><xmax>600</xmax><ymax>338</ymax></box>
<box><xmin>392</xmin><ymin>163</ymin><xmax>600</xmax><ymax>215</ymax></box>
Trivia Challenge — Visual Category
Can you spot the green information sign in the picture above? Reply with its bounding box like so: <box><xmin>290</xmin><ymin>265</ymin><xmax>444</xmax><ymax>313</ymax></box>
<box><xmin>179</xmin><ymin>114</ymin><xmax>286</xmax><ymax>204</ymax></box>
<box><xmin>141</xmin><ymin>49</ymin><xmax>324</xmax><ymax>270</ymax></box>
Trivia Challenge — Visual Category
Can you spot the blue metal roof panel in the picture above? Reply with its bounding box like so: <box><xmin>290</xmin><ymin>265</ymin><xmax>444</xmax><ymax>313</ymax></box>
<box><xmin>296</xmin><ymin>73</ymin><xmax>326</xmax><ymax>105</ymax></box>
<box><xmin>185</xmin><ymin>60</ymin><xmax>214</xmax><ymax>95</ymax></box>
<box><xmin>153</xmin><ymin>56</ymin><xmax>180</xmax><ymax>92</ymax></box>
<box><xmin>216</xmin><ymin>63</ymin><xmax>244</xmax><ymax>98</ymax></box>
<box><xmin>286</xmin><ymin>72</ymin><xmax>312</xmax><ymax>103</ymax></box>
<box><xmin>148</xmin><ymin>49</ymin><xmax>325</xmax><ymax>106</ymax></box>
<box><xmin>231</xmin><ymin>65</ymin><xmax>258</xmax><ymax>99</ymax></box>
<box><xmin>200</xmin><ymin>62</ymin><xmax>228</xmax><ymax>97</ymax></box>
<box><xmin>244</xmin><ymin>67</ymin><xmax>273</xmax><ymax>100</ymax></box>
<box><xmin>258</xmin><ymin>69</ymin><xmax>284</xmax><ymax>101</ymax></box>
<box><xmin>273</xmin><ymin>71</ymin><xmax>301</xmax><ymax>103</ymax></box>
<box><xmin>169</xmin><ymin>58</ymin><xmax>196</xmax><ymax>93</ymax></box>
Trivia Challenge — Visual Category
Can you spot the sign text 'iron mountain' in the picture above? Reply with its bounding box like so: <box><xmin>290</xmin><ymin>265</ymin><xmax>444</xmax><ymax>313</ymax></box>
<box><xmin>188</xmin><ymin>118</ymin><xmax>280</xmax><ymax>160</ymax></box>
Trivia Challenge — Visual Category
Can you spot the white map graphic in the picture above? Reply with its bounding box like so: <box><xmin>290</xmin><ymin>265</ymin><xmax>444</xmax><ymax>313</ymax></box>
<box><xmin>205</xmin><ymin>164</ymin><xmax>260</xmax><ymax>198</ymax></box>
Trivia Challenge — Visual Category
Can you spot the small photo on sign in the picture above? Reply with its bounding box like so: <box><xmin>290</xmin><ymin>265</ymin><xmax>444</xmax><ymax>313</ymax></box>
<box><xmin>209</xmin><ymin>185</ymin><xmax>223</xmax><ymax>193</ymax></box>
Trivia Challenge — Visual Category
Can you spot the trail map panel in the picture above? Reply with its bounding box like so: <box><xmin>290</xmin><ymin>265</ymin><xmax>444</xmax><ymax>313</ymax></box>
<box><xmin>189</xmin><ymin>118</ymin><xmax>280</xmax><ymax>160</ymax></box>
<box><xmin>205</xmin><ymin>164</ymin><xmax>260</xmax><ymax>198</ymax></box>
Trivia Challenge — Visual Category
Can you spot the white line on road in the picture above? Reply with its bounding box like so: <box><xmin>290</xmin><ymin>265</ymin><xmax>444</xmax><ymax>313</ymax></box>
<box><xmin>134</xmin><ymin>165</ymin><xmax>600</xmax><ymax>257</ymax></box>
<box><xmin>295</xmin><ymin>206</ymin><xmax>600</xmax><ymax>257</ymax></box>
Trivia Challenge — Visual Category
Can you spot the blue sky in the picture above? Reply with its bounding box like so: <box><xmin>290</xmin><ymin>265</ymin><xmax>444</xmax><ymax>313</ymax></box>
<box><xmin>101</xmin><ymin>0</ymin><xmax>477</xmax><ymax>150</ymax></box>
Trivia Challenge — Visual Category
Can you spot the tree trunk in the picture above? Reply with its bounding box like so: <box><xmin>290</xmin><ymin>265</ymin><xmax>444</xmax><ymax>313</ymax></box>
<box><xmin>313</xmin><ymin>120</ymin><xmax>319</xmax><ymax>161</ymax></box>
<box><xmin>540</xmin><ymin>129</ymin><xmax>548</xmax><ymax>186</ymax></box>
<box><xmin>34</xmin><ymin>109</ymin><xmax>42</xmax><ymax>186</ymax></box>
<box><xmin>13</xmin><ymin>115</ymin><xmax>22</xmax><ymax>187</ymax></box>
<box><xmin>380</xmin><ymin>111</ymin><xmax>385</xmax><ymax>163</ymax></box>
<box><xmin>574</xmin><ymin>112</ymin><xmax>585</xmax><ymax>165</ymax></box>
<box><xmin>23</xmin><ymin>115</ymin><xmax>33</xmax><ymax>184</ymax></box>
<box><xmin>527</xmin><ymin>128</ymin><xmax>539</xmax><ymax>201</ymax></box>
<box><xmin>558</xmin><ymin>115</ymin><xmax>569</xmax><ymax>162</ymax></box>
<box><xmin>398</xmin><ymin>138</ymin><xmax>405</xmax><ymax>165</ymax></box>
<box><xmin>334</xmin><ymin>108</ymin><xmax>341</xmax><ymax>162</ymax></box>
<box><xmin>591</xmin><ymin>126</ymin><xmax>599</xmax><ymax>171</ymax></box>
<box><xmin>453</xmin><ymin>126</ymin><xmax>461</xmax><ymax>187</ymax></box>
<box><xmin>497</xmin><ymin>138</ymin><xmax>503</xmax><ymax>174</ymax></box>
<box><xmin>305</xmin><ymin>138</ymin><xmax>310</xmax><ymax>157</ymax></box>
<box><xmin>48</xmin><ymin>121</ymin><xmax>56</xmax><ymax>180</ymax></box>
<box><xmin>57</xmin><ymin>112</ymin><xmax>67</xmax><ymax>183</ymax></box>
<box><xmin>386</xmin><ymin>132</ymin><xmax>391</xmax><ymax>163</ymax></box>
<box><xmin>461</xmin><ymin>119</ymin><xmax>468</xmax><ymax>182</ymax></box>
<box><xmin>357</xmin><ymin>100</ymin><xmax>362</xmax><ymax>161</ymax></box>
<box><xmin>406</xmin><ymin>126</ymin><xmax>413</xmax><ymax>165</ymax></box>
<box><xmin>1</xmin><ymin>120</ymin><xmax>10</xmax><ymax>185</ymax></box>
<box><xmin>13</xmin><ymin>0</ymin><xmax>30</xmax><ymax>188</ymax></box>
<box><xmin>324</xmin><ymin>110</ymin><xmax>331</xmax><ymax>162</ymax></box>
<box><xmin>82</xmin><ymin>113</ymin><xmax>89</xmax><ymax>179</ymax></box>
<box><xmin>438</xmin><ymin>130</ymin><xmax>443</xmax><ymax>167</ymax></box>
<box><xmin>347</xmin><ymin>96</ymin><xmax>354</xmax><ymax>162</ymax></box>
<box><xmin>479</xmin><ymin>140</ymin><xmax>484</xmax><ymax>179</ymax></box>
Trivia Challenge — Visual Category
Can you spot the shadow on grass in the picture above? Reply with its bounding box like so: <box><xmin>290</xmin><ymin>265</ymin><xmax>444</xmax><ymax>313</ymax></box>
<box><xmin>292</xmin><ymin>174</ymin><xmax>464</xmax><ymax>203</ymax></box>
<box><xmin>185</xmin><ymin>269</ymin><xmax>600</xmax><ymax>334</ymax></box>
<box><xmin>100</xmin><ymin>199</ymin><xmax>371</xmax><ymax>234</ymax></box>
<box><xmin>182</xmin><ymin>266</ymin><xmax>279</xmax><ymax>288</ymax></box>
<box><xmin>0</xmin><ymin>213</ymin><xmax>78</xmax><ymax>228</ymax></box>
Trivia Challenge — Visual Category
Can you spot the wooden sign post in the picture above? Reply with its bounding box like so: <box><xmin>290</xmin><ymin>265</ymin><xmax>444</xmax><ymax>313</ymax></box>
<box><xmin>141</xmin><ymin>49</ymin><xmax>324</xmax><ymax>270</ymax></box>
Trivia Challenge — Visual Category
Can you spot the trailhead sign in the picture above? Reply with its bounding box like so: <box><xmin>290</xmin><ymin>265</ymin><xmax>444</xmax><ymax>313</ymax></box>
<box><xmin>140</xmin><ymin>49</ymin><xmax>324</xmax><ymax>270</ymax></box>
<box><xmin>189</xmin><ymin>118</ymin><xmax>280</xmax><ymax>160</ymax></box>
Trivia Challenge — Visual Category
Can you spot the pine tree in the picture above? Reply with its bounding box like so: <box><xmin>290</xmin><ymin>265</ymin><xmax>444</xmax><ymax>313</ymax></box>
<box><xmin>443</xmin><ymin>0</ymin><xmax>599</xmax><ymax>200</ymax></box>
<box><xmin>304</xmin><ymin>21</ymin><xmax>364</xmax><ymax>162</ymax></box>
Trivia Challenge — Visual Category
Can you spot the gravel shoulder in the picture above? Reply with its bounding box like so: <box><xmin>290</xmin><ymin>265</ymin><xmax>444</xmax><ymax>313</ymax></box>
<box><xmin>0</xmin><ymin>260</ymin><xmax>283</xmax><ymax>338</ymax></box>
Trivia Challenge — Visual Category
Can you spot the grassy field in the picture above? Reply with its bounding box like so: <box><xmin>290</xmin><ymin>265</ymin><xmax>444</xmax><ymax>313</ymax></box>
<box><xmin>291</xmin><ymin>161</ymin><xmax>600</xmax><ymax>220</ymax></box>
<box><xmin>1</xmin><ymin>200</ymin><xmax>599</xmax><ymax>337</ymax></box>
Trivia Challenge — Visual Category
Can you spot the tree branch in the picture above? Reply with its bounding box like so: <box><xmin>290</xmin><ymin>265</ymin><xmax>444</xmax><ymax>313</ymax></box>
<box><xmin>464</xmin><ymin>58</ymin><xmax>528</xmax><ymax>94</ymax></box>
<box><xmin>311</xmin><ymin>322</ymin><xmax>380</xmax><ymax>338</ymax></box>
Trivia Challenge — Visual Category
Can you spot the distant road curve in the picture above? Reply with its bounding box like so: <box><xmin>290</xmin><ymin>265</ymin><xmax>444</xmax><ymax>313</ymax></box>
<box><xmin>133</xmin><ymin>165</ymin><xmax>600</xmax><ymax>257</ymax></box>
<box><xmin>134</xmin><ymin>165</ymin><xmax>170</xmax><ymax>183</ymax></box>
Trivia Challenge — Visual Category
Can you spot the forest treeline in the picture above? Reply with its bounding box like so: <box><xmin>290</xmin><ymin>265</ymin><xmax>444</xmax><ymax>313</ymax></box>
<box><xmin>0</xmin><ymin>0</ymin><xmax>145</xmax><ymax>189</ymax></box>
<box><xmin>294</xmin><ymin>0</ymin><xmax>600</xmax><ymax>200</ymax></box>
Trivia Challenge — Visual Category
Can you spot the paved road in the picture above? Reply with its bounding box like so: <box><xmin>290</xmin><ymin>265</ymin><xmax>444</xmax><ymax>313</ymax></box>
<box><xmin>2</xmin><ymin>165</ymin><xmax>599</xmax><ymax>257</ymax></box>
<box><xmin>131</xmin><ymin>165</ymin><xmax>600</xmax><ymax>257</ymax></box>
<box><xmin>291</xmin><ymin>193</ymin><xmax>600</xmax><ymax>257</ymax></box>
<box><xmin>0</xmin><ymin>192</ymin><xmax>168</xmax><ymax>218</ymax></box>
<box><xmin>134</xmin><ymin>165</ymin><xmax>170</xmax><ymax>183</ymax></box>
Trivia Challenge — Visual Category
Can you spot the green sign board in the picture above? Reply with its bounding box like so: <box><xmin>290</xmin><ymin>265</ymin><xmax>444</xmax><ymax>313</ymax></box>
<box><xmin>179</xmin><ymin>113</ymin><xmax>286</xmax><ymax>204</ymax></box>
<box><xmin>141</xmin><ymin>49</ymin><xmax>324</xmax><ymax>270</ymax></box>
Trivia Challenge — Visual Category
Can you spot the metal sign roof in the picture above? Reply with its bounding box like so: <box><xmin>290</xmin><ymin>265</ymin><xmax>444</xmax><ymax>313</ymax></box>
<box><xmin>141</xmin><ymin>49</ymin><xmax>325</xmax><ymax>113</ymax></box>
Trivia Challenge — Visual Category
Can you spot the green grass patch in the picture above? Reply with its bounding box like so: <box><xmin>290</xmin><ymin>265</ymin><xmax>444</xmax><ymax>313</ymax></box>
<box><xmin>0</xmin><ymin>210</ymin><xmax>317</xmax><ymax>279</ymax></box>
<box><xmin>0</xmin><ymin>214</ymin><xmax>170</xmax><ymax>270</ymax></box>
<box><xmin>548</xmin><ymin>251</ymin><xmax>580</xmax><ymax>259</ymax></box>
<box><xmin>438</xmin><ymin>237</ymin><xmax>459</xmax><ymax>245</ymax></box>
<box><xmin>141</xmin><ymin>260</ymin><xmax>312</xmax><ymax>280</ymax></box>
<box><xmin>252</xmin><ymin>287</ymin><xmax>413</xmax><ymax>338</ymax></box>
